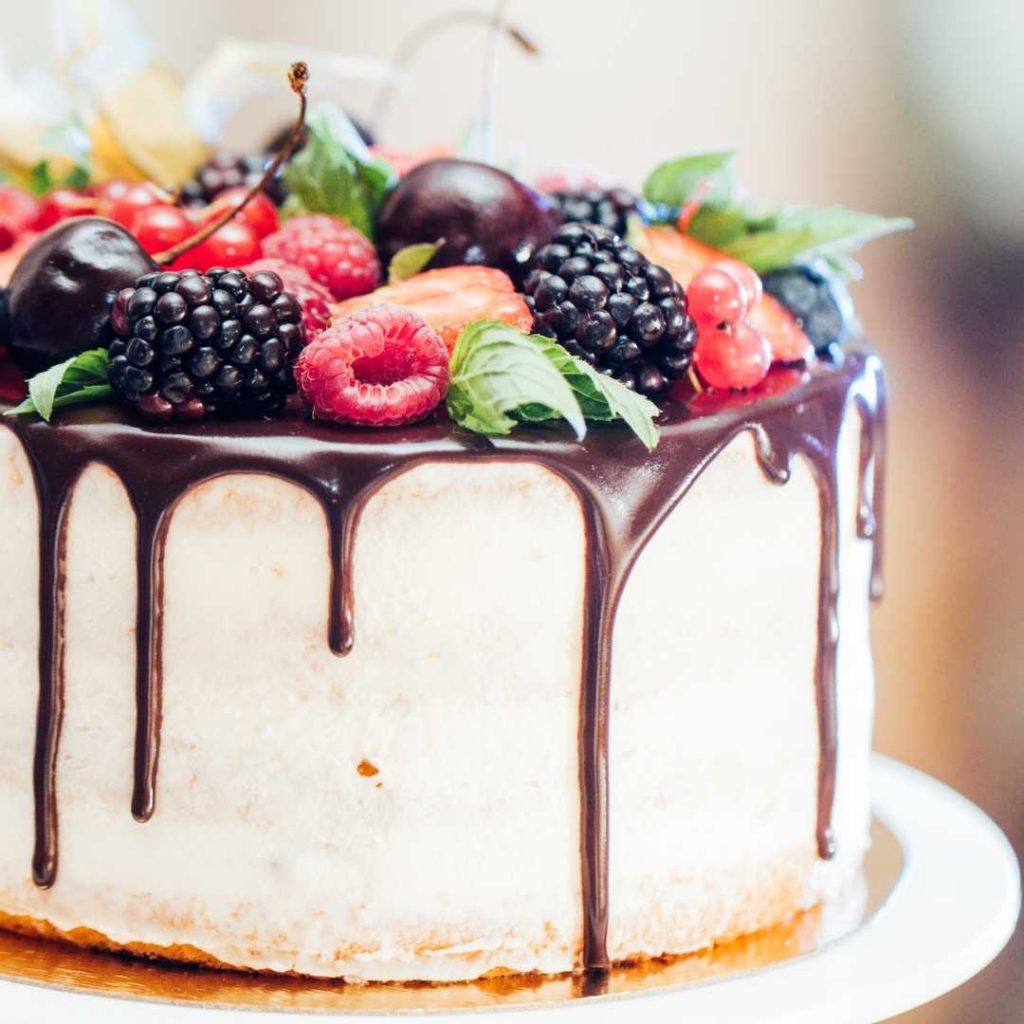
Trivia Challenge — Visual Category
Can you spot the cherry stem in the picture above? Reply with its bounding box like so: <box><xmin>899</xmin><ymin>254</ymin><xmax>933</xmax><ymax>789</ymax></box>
<box><xmin>153</xmin><ymin>62</ymin><xmax>309</xmax><ymax>267</ymax></box>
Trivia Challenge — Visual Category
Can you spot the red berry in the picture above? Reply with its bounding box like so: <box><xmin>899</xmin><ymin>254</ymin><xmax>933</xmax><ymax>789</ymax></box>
<box><xmin>713</xmin><ymin>259</ymin><xmax>762</xmax><ymax>313</ymax></box>
<box><xmin>243</xmin><ymin>258</ymin><xmax>333</xmax><ymax>341</ymax></box>
<box><xmin>34</xmin><ymin>189</ymin><xmax>99</xmax><ymax>230</ymax></box>
<box><xmin>0</xmin><ymin>186</ymin><xmax>40</xmax><ymax>249</ymax></box>
<box><xmin>202</xmin><ymin>186</ymin><xmax>279</xmax><ymax>239</ymax></box>
<box><xmin>171</xmin><ymin>221</ymin><xmax>260</xmax><ymax>272</ymax></box>
<box><xmin>108</xmin><ymin>184</ymin><xmax>168</xmax><ymax>229</ymax></box>
<box><xmin>263</xmin><ymin>214</ymin><xmax>381</xmax><ymax>301</ymax></box>
<box><xmin>687</xmin><ymin>266</ymin><xmax>748</xmax><ymax>326</ymax></box>
<box><xmin>90</xmin><ymin>178</ymin><xmax>135</xmax><ymax>208</ymax></box>
<box><xmin>694</xmin><ymin>323</ymin><xmax>771</xmax><ymax>390</ymax></box>
<box><xmin>131</xmin><ymin>205</ymin><xmax>193</xmax><ymax>255</ymax></box>
<box><xmin>296</xmin><ymin>303</ymin><xmax>449</xmax><ymax>427</ymax></box>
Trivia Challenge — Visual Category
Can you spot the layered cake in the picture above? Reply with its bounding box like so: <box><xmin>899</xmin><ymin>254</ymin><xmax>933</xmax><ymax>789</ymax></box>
<box><xmin>0</xmin><ymin>63</ymin><xmax>907</xmax><ymax>983</ymax></box>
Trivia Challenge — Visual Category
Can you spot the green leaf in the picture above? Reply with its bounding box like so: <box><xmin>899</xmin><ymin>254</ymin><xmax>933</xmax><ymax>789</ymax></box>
<box><xmin>9</xmin><ymin>349</ymin><xmax>113</xmax><ymax>422</ymax></box>
<box><xmin>447</xmin><ymin>321</ymin><xmax>660</xmax><ymax>449</ymax></box>
<box><xmin>26</xmin><ymin>161</ymin><xmax>54</xmax><ymax>197</ymax></box>
<box><xmin>387</xmin><ymin>240</ymin><xmax>443</xmax><ymax>284</ymax></box>
<box><xmin>448</xmin><ymin>321</ymin><xmax>586</xmax><ymax>440</ymax></box>
<box><xmin>643</xmin><ymin>150</ymin><xmax>736</xmax><ymax>208</ymax></box>
<box><xmin>282</xmin><ymin>103</ymin><xmax>397</xmax><ymax>239</ymax></box>
<box><xmin>63</xmin><ymin>164</ymin><xmax>92</xmax><ymax>191</ymax></box>
<box><xmin>688</xmin><ymin>202</ymin><xmax>913</xmax><ymax>273</ymax></box>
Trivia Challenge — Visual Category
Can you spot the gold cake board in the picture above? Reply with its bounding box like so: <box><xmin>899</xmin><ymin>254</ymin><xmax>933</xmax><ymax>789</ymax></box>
<box><xmin>0</xmin><ymin>821</ymin><xmax>902</xmax><ymax>1015</ymax></box>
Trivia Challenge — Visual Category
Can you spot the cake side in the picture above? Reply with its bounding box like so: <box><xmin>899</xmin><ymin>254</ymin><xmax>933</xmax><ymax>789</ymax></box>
<box><xmin>0</xmin><ymin>378</ymin><xmax>877</xmax><ymax>981</ymax></box>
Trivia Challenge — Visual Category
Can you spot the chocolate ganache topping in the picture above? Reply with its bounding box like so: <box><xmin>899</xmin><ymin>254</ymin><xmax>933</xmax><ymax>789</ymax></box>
<box><xmin>0</xmin><ymin>348</ymin><xmax>885</xmax><ymax>973</ymax></box>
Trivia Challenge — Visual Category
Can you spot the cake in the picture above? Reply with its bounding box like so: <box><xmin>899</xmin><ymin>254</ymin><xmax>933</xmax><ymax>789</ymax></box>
<box><xmin>0</xmin><ymin>59</ymin><xmax>907</xmax><ymax>985</ymax></box>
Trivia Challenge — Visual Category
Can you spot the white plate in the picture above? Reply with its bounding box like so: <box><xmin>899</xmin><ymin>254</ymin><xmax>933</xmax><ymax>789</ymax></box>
<box><xmin>0</xmin><ymin>756</ymin><xmax>1018</xmax><ymax>1023</ymax></box>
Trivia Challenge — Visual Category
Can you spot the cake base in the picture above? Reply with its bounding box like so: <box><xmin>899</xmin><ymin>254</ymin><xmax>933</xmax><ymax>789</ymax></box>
<box><xmin>0</xmin><ymin>758</ymin><xmax>1018</xmax><ymax>1023</ymax></box>
<box><xmin>0</xmin><ymin>819</ymin><xmax>895</xmax><ymax>1006</ymax></box>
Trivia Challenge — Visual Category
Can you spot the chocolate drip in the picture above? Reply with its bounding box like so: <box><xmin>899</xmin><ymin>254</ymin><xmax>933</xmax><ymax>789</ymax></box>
<box><xmin>2</xmin><ymin>350</ymin><xmax>886</xmax><ymax>973</ymax></box>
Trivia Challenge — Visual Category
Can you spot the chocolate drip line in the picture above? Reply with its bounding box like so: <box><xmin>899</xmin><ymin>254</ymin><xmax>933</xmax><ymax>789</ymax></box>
<box><xmin>2</xmin><ymin>350</ymin><xmax>886</xmax><ymax>972</ymax></box>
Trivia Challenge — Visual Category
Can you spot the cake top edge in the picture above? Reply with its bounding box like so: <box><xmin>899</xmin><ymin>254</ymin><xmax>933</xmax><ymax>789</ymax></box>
<box><xmin>0</xmin><ymin>52</ymin><xmax>909</xmax><ymax>458</ymax></box>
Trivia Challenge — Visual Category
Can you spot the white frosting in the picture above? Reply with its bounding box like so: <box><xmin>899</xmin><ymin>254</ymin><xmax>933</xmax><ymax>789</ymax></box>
<box><xmin>0</xmin><ymin>408</ymin><xmax>874</xmax><ymax>981</ymax></box>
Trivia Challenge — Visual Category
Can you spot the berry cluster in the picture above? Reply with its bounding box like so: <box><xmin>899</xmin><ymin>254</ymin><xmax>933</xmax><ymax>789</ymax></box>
<box><xmin>262</xmin><ymin>214</ymin><xmax>381</xmax><ymax>301</ymax></box>
<box><xmin>178</xmin><ymin>152</ymin><xmax>287</xmax><ymax>207</ymax></box>
<box><xmin>296</xmin><ymin>303</ymin><xmax>450</xmax><ymax>427</ymax></box>
<box><xmin>689</xmin><ymin>260</ymin><xmax>774</xmax><ymax>390</ymax></box>
<box><xmin>522</xmin><ymin>222</ymin><xmax>697</xmax><ymax>396</ymax></box>
<box><xmin>108</xmin><ymin>268</ymin><xmax>303</xmax><ymax>421</ymax></box>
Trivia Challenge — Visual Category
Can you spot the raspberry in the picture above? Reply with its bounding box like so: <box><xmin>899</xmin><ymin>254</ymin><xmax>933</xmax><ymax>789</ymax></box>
<box><xmin>262</xmin><ymin>214</ymin><xmax>381</xmax><ymax>301</ymax></box>
<box><xmin>244</xmin><ymin>258</ymin><xmax>332</xmax><ymax>341</ymax></box>
<box><xmin>296</xmin><ymin>303</ymin><xmax>449</xmax><ymax>427</ymax></box>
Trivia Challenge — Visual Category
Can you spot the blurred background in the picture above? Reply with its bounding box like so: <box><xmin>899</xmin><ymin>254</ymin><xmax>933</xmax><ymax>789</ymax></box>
<box><xmin>3</xmin><ymin>0</ymin><xmax>1022</xmax><ymax>1019</ymax></box>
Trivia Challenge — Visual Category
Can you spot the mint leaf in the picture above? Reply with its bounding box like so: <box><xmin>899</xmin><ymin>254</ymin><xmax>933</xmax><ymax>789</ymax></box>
<box><xmin>688</xmin><ymin>202</ymin><xmax>913</xmax><ymax>273</ymax></box>
<box><xmin>387</xmin><ymin>240</ymin><xmax>443</xmax><ymax>284</ymax></box>
<box><xmin>447</xmin><ymin>321</ymin><xmax>659</xmax><ymax>449</ymax></box>
<box><xmin>643</xmin><ymin>150</ymin><xmax>736</xmax><ymax>208</ymax></box>
<box><xmin>448</xmin><ymin>321</ymin><xmax>586</xmax><ymax>440</ymax></box>
<box><xmin>282</xmin><ymin>103</ymin><xmax>397</xmax><ymax>239</ymax></box>
<box><xmin>9</xmin><ymin>349</ymin><xmax>113</xmax><ymax>422</ymax></box>
<box><xmin>26</xmin><ymin>161</ymin><xmax>54</xmax><ymax>197</ymax></box>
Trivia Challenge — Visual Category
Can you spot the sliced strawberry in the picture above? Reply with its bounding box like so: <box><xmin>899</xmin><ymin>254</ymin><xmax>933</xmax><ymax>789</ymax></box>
<box><xmin>332</xmin><ymin>266</ymin><xmax>533</xmax><ymax>352</ymax></box>
<box><xmin>748</xmin><ymin>293</ymin><xmax>813</xmax><ymax>363</ymax></box>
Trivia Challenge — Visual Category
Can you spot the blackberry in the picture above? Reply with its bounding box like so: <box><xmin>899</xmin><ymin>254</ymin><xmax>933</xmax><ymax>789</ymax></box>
<box><xmin>552</xmin><ymin>187</ymin><xmax>641</xmax><ymax>237</ymax></box>
<box><xmin>108</xmin><ymin>268</ymin><xmax>304</xmax><ymax>421</ymax></box>
<box><xmin>179</xmin><ymin>152</ymin><xmax>287</xmax><ymax>208</ymax></box>
<box><xmin>552</xmin><ymin>187</ymin><xmax>679</xmax><ymax>236</ymax></box>
<box><xmin>523</xmin><ymin>222</ymin><xmax>697</xmax><ymax>397</ymax></box>
<box><xmin>761</xmin><ymin>262</ymin><xmax>854</xmax><ymax>355</ymax></box>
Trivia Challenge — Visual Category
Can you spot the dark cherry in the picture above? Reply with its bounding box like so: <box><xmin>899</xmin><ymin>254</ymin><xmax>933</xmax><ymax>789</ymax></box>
<box><xmin>6</xmin><ymin>218</ymin><xmax>158</xmax><ymax>375</ymax></box>
<box><xmin>375</xmin><ymin>159</ymin><xmax>559</xmax><ymax>280</ymax></box>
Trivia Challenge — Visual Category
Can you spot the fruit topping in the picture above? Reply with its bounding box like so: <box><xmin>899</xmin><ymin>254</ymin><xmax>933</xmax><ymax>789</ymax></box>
<box><xmin>107</xmin><ymin>184</ymin><xmax>170</xmax><ymax>230</ymax></box>
<box><xmin>34</xmin><ymin>188</ymin><xmax>100</xmax><ymax>231</ymax></box>
<box><xmin>131</xmin><ymin>205</ymin><xmax>194</xmax><ymax>256</ymax></box>
<box><xmin>262</xmin><ymin>214</ymin><xmax>380</xmax><ymax>300</ymax></box>
<box><xmin>178</xmin><ymin>152</ymin><xmax>287</xmax><ymax>208</ymax></box>
<box><xmin>170</xmin><ymin>221</ymin><xmax>261</xmax><ymax>272</ymax></box>
<box><xmin>760</xmin><ymin>262</ymin><xmax>854</xmax><ymax>356</ymax></box>
<box><xmin>521</xmin><ymin>222</ymin><xmax>697</xmax><ymax>397</ymax></box>
<box><xmin>6</xmin><ymin>218</ymin><xmax>158</xmax><ymax>375</ymax></box>
<box><xmin>0</xmin><ymin>187</ymin><xmax>41</xmax><ymax>250</ymax></box>
<box><xmin>108</xmin><ymin>268</ymin><xmax>302</xmax><ymax>421</ymax></box>
<box><xmin>375</xmin><ymin>159</ymin><xmax>557</xmax><ymax>279</ymax></box>
<box><xmin>243</xmin><ymin>259</ymin><xmax>332</xmax><ymax>341</ymax></box>
<box><xmin>550</xmin><ymin>187</ymin><xmax>642</xmax><ymax>237</ymax></box>
<box><xmin>748</xmin><ymin>293</ymin><xmax>813</xmax><ymax>364</ymax></box>
<box><xmin>295</xmin><ymin>303</ymin><xmax>449</xmax><ymax>427</ymax></box>
<box><xmin>200</xmin><ymin>187</ymin><xmax>279</xmax><ymax>239</ymax></box>
<box><xmin>693</xmin><ymin>322</ymin><xmax>772</xmax><ymax>391</ymax></box>
<box><xmin>332</xmin><ymin>266</ymin><xmax>532</xmax><ymax>352</ymax></box>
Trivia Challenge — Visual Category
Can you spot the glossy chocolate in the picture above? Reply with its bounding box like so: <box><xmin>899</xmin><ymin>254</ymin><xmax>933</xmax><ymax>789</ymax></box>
<box><xmin>0</xmin><ymin>349</ymin><xmax>886</xmax><ymax>972</ymax></box>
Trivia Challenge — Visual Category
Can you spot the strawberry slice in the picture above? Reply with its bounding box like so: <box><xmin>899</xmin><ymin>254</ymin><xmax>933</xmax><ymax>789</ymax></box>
<box><xmin>332</xmin><ymin>266</ymin><xmax>533</xmax><ymax>352</ymax></box>
<box><xmin>638</xmin><ymin>226</ymin><xmax>812</xmax><ymax>364</ymax></box>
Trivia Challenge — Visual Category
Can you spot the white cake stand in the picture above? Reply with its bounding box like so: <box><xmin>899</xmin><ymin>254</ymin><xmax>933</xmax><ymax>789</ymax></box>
<box><xmin>0</xmin><ymin>756</ymin><xmax>1018</xmax><ymax>1024</ymax></box>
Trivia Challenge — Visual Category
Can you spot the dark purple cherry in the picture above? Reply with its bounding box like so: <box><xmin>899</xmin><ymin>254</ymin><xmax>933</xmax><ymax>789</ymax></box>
<box><xmin>375</xmin><ymin>159</ymin><xmax>559</xmax><ymax>280</ymax></box>
<box><xmin>6</xmin><ymin>218</ymin><xmax>158</xmax><ymax>374</ymax></box>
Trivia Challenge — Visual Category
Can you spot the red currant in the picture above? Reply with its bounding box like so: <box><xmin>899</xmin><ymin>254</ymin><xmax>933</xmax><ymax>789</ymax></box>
<box><xmin>108</xmin><ymin>184</ymin><xmax>169</xmax><ymax>229</ymax></box>
<box><xmin>0</xmin><ymin>186</ymin><xmax>40</xmax><ymax>248</ymax></box>
<box><xmin>694</xmin><ymin>323</ymin><xmax>771</xmax><ymax>390</ymax></box>
<box><xmin>713</xmin><ymin>259</ymin><xmax>762</xmax><ymax>314</ymax></box>
<box><xmin>131</xmin><ymin>205</ymin><xmax>194</xmax><ymax>255</ymax></box>
<box><xmin>201</xmin><ymin>186</ymin><xmax>279</xmax><ymax>239</ymax></box>
<box><xmin>171</xmin><ymin>221</ymin><xmax>260</xmax><ymax>271</ymax></box>
<box><xmin>687</xmin><ymin>266</ymin><xmax>748</xmax><ymax>326</ymax></box>
<box><xmin>90</xmin><ymin>178</ymin><xmax>135</xmax><ymax>209</ymax></box>
<box><xmin>34</xmin><ymin>189</ymin><xmax>99</xmax><ymax>230</ymax></box>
